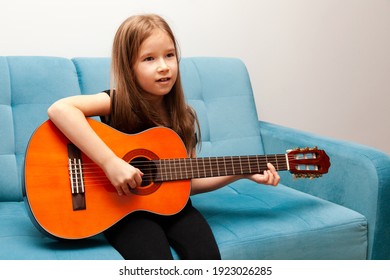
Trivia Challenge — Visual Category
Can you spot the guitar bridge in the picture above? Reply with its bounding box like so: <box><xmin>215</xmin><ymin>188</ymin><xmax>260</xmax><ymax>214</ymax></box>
<box><xmin>67</xmin><ymin>144</ymin><xmax>86</xmax><ymax>211</ymax></box>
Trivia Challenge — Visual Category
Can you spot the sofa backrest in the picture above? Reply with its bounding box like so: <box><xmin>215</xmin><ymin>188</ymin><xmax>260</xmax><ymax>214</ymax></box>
<box><xmin>0</xmin><ymin>56</ymin><xmax>264</xmax><ymax>202</ymax></box>
<box><xmin>0</xmin><ymin>57</ymin><xmax>81</xmax><ymax>201</ymax></box>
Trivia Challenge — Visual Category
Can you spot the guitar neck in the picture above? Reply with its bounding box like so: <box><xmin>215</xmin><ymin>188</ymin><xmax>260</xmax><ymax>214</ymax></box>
<box><xmin>153</xmin><ymin>154</ymin><xmax>289</xmax><ymax>182</ymax></box>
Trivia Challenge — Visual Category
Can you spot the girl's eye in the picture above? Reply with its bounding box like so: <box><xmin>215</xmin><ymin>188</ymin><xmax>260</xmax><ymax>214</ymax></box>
<box><xmin>167</xmin><ymin>53</ymin><xmax>175</xmax><ymax>58</ymax></box>
<box><xmin>144</xmin><ymin>57</ymin><xmax>154</xmax><ymax>62</ymax></box>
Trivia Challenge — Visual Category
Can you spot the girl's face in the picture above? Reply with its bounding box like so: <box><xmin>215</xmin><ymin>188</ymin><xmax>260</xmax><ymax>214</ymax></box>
<box><xmin>133</xmin><ymin>29</ymin><xmax>178</xmax><ymax>103</ymax></box>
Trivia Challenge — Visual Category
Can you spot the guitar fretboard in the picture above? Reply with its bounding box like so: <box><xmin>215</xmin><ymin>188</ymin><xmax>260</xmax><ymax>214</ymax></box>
<box><xmin>152</xmin><ymin>154</ymin><xmax>289</xmax><ymax>182</ymax></box>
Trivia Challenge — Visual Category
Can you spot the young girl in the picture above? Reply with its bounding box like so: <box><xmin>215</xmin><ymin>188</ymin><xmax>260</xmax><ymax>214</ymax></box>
<box><xmin>47</xmin><ymin>14</ymin><xmax>280</xmax><ymax>260</ymax></box>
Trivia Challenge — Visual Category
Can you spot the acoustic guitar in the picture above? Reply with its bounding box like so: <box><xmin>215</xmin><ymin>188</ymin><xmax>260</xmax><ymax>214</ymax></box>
<box><xmin>23</xmin><ymin>119</ymin><xmax>330</xmax><ymax>240</ymax></box>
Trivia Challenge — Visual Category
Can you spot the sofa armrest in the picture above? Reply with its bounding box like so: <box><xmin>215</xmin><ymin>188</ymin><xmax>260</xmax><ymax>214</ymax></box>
<box><xmin>259</xmin><ymin>121</ymin><xmax>390</xmax><ymax>259</ymax></box>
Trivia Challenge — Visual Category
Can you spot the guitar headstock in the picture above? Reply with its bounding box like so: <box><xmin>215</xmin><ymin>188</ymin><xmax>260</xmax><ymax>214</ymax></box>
<box><xmin>287</xmin><ymin>147</ymin><xmax>330</xmax><ymax>179</ymax></box>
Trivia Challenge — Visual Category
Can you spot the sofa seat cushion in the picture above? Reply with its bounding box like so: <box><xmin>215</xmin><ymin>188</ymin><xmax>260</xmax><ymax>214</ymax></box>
<box><xmin>0</xmin><ymin>202</ymin><xmax>122</xmax><ymax>260</ymax></box>
<box><xmin>0</xmin><ymin>186</ymin><xmax>367</xmax><ymax>260</ymax></box>
<box><xmin>192</xmin><ymin>182</ymin><xmax>368</xmax><ymax>260</ymax></box>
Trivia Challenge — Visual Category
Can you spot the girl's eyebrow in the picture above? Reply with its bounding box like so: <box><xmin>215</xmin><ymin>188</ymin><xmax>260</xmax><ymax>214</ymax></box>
<box><xmin>166</xmin><ymin>47</ymin><xmax>176</xmax><ymax>52</ymax></box>
<box><xmin>139</xmin><ymin>48</ymin><xmax>176</xmax><ymax>59</ymax></box>
<box><xmin>140</xmin><ymin>52</ymin><xmax>153</xmax><ymax>58</ymax></box>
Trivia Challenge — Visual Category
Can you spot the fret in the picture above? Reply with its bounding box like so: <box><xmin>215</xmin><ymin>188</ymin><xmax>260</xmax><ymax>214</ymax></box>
<box><xmin>209</xmin><ymin>157</ymin><xmax>220</xmax><ymax>177</ymax></box>
<box><xmin>178</xmin><ymin>158</ymin><xmax>182</xmax><ymax>180</ymax></box>
<box><xmin>231</xmin><ymin>156</ymin><xmax>236</xmax><ymax>175</ymax></box>
<box><xmin>185</xmin><ymin>158</ymin><xmax>189</xmax><ymax>179</ymax></box>
<box><xmin>227</xmin><ymin>156</ymin><xmax>232</xmax><ymax>175</ymax></box>
<box><xmin>223</xmin><ymin>157</ymin><xmax>228</xmax><ymax>176</ymax></box>
<box><xmin>164</xmin><ymin>159</ymin><xmax>168</xmax><ymax>181</ymax></box>
<box><xmin>235</xmin><ymin>156</ymin><xmax>242</xmax><ymax>175</ymax></box>
<box><xmin>285</xmin><ymin>154</ymin><xmax>290</xmax><ymax>170</ymax></box>
<box><xmin>274</xmin><ymin>154</ymin><xmax>279</xmax><ymax>171</ymax></box>
<box><xmin>165</xmin><ymin>159</ymin><xmax>169</xmax><ymax>181</ymax></box>
<box><xmin>209</xmin><ymin>158</ymin><xmax>213</xmax><ymax>177</ymax></box>
<box><xmin>171</xmin><ymin>159</ymin><xmax>176</xmax><ymax>180</ymax></box>
<box><xmin>196</xmin><ymin>158</ymin><xmax>200</xmax><ymax>178</ymax></box>
<box><xmin>202</xmin><ymin>158</ymin><xmax>207</xmax><ymax>177</ymax></box>
<box><xmin>247</xmin><ymin>156</ymin><xmax>251</xmax><ymax>173</ymax></box>
<box><xmin>172</xmin><ymin>159</ymin><xmax>176</xmax><ymax>180</ymax></box>
<box><xmin>158</xmin><ymin>160</ymin><xmax>162</xmax><ymax>181</ymax></box>
<box><xmin>169</xmin><ymin>159</ymin><xmax>173</xmax><ymax>180</ymax></box>
<box><xmin>161</xmin><ymin>159</ymin><xmax>168</xmax><ymax>181</ymax></box>
<box><xmin>182</xmin><ymin>158</ymin><xmax>187</xmax><ymax>180</ymax></box>
<box><xmin>177</xmin><ymin>159</ymin><xmax>181</xmax><ymax>180</ymax></box>
<box><xmin>190</xmin><ymin>158</ymin><xmax>194</xmax><ymax>178</ymax></box>
<box><xmin>256</xmin><ymin>155</ymin><xmax>260</xmax><ymax>172</ymax></box>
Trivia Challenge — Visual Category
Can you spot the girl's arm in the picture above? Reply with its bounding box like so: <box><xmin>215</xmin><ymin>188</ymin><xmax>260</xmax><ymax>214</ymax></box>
<box><xmin>47</xmin><ymin>93</ymin><xmax>143</xmax><ymax>196</ymax></box>
<box><xmin>190</xmin><ymin>163</ymin><xmax>280</xmax><ymax>195</ymax></box>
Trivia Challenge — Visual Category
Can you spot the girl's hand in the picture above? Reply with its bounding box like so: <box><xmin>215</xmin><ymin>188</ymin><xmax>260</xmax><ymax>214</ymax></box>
<box><xmin>102</xmin><ymin>156</ymin><xmax>144</xmax><ymax>196</ymax></box>
<box><xmin>245</xmin><ymin>163</ymin><xmax>280</xmax><ymax>186</ymax></box>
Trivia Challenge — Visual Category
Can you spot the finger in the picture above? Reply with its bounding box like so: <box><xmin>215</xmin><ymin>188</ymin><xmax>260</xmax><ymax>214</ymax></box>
<box><xmin>267</xmin><ymin>162</ymin><xmax>277</xmax><ymax>172</ymax></box>
<box><xmin>267</xmin><ymin>163</ymin><xmax>280</xmax><ymax>186</ymax></box>
<box><xmin>134</xmin><ymin>172</ymin><xmax>143</xmax><ymax>186</ymax></box>
<box><xmin>121</xmin><ymin>184</ymin><xmax>132</xmax><ymax>196</ymax></box>
<box><xmin>127</xmin><ymin>179</ymin><xmax>137</xmax><ymax>189</ymax></box>
<box><xmin>266</xmin><ymin>170</ymin><xmax>274</xmax><ymax>185</ymax></box>
<box><xmin>261</xmin><ymin>169</ymin><xmax>269</xmax><ymax>183</ymax></box>
<box><xmin>112</xmin><ymin>183</ymin><xmax>125</xmax><ymax>196</ymax></box>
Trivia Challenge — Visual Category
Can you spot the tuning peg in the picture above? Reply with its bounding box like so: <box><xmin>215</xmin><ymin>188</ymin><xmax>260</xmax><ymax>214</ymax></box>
<box><xmin>292</xmin><ymin>173</ymin><xmax>323</xmax><ymax>180</ymax></box>
<box><xmin>291</xmin><ymin>146</ymin><xmax>319</xmax><ymax>152</ymax></box>
<box><xmin>308</xmin><ymin>173</ymin><xmax>323</xmax><ymax>179</ymax></box>
<box><xmin>293</xmin><ymin>173</ymin><xmax>306</xmax><ymax>179</ymax></box>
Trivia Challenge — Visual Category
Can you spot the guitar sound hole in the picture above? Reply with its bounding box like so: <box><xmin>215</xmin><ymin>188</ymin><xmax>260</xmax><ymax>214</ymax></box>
<box><xmin>130</xmin><ymin>157</ymin><xmax>157</xmax><ymax>187</ymax></box>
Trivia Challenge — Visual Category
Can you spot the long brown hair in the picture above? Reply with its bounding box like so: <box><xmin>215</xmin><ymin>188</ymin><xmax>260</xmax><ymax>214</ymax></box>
<box><xmin>109</xmin><ymin>14</ymin><xmax>200</xmax><ymax>155</ymax></box>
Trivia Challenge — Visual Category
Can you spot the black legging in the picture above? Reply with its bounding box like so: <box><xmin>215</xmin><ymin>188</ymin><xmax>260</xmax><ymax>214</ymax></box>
<box><xmin>104</xmin><ymin>199</ymin><xmax>221</xmax><ymax>260</ymax></box>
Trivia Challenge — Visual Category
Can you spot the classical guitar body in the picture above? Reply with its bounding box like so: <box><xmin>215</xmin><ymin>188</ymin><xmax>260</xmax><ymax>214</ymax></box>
<box><xmin>24</xmin><ymin>119</ymin><xmax>330</xmax><ymax>240</ymax></box>
<box><xmin>24</xmin><ymin>119</ymin><xmax>190</xmax><ymax>240</ymax></box>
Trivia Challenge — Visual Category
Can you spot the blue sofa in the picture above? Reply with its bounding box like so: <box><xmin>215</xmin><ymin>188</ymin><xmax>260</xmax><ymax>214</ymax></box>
<box><xmin>1</xmin><ymin>56</ymin><xmax>389</xmax><ymax>259</ymax></box>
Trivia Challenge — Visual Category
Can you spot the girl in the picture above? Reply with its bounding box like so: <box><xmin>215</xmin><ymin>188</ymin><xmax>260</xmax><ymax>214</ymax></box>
<box><xmin>48</xmin><ymin>14</ymin><xmax>280</xmax><ymax>260</ymax></box>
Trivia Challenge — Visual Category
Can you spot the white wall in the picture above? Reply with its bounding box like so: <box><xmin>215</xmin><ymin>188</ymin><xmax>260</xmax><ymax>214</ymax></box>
<box><xmin>1</xmin><ymin>0</ymin><xmax>389</xmax><ymax>154</ymax></box>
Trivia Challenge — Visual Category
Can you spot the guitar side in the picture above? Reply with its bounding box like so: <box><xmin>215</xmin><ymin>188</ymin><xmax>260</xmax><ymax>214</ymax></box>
<box><xmin>23</xmin><ymin>119</ymin><xmax>191</xmax><ymax>239</ymax></box>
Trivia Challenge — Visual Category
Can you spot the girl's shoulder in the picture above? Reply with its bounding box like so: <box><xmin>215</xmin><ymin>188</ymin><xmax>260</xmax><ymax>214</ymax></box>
<box><xmin>102</xmin><ymin>89</ymin><xmax>115</xmax><ymax>96</ymax></box>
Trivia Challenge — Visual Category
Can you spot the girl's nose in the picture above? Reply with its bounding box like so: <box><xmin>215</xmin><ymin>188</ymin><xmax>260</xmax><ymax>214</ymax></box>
<box><xmin>157</xmin><ymin>58</ymin><xmax>169</xmax><ymax>72</ymax></box>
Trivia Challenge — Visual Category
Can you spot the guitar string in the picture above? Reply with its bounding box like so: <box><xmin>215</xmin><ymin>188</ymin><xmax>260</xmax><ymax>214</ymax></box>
<box><xmin>32</xmin><ymin>157</ymin><xmax>292</xmax><ymax>177</ymax></box>
<box><xmin>69</xmin><ymin>156</ymin><xmax>290</xmax><ymax>175</ymax></box>
<box><xmin>32</xmin><ymin>154</ymin><xmax>318</xmax><ymax>186</ymax></box>
<box><xmin>41</xmin><ymin>154</ymin><xmax>309</xmax><ymax>170</ymax></box>
<box><xmin>71</xmin><ymin>154</ymin><xmax>293</xmax><ymax>168</ymax></box>
<box><xmin>65</xmin><ymin>155</ymin><xmax>299</xmax><ymax>181</ymax></box>
<box><xmin>35</xmin><ymin>160</ymin><xmax>307</xmax><ymax>190</ymax></box>
<box><xmin>63</xmin><ymin>155</ymin><xmax>292</xmax><ymax>170</ymax></box>
<box><xmin>66</xmin><ymin>159</ymin><xmax>291</xmax><ymax>183</ymax></box>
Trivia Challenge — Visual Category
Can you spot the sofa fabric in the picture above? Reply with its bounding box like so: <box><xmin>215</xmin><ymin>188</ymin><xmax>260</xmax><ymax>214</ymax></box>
<box><xmin>1</xmin><ymin>56</ymin><xmax>389</xmax><ymax>259</ymax></box>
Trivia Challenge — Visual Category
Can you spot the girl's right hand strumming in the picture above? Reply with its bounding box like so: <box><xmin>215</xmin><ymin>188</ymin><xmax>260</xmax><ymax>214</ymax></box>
<box><xmin>103</xmin><ymin>156</ymin><xmax>144</xmax><ymax>196</ymax></box>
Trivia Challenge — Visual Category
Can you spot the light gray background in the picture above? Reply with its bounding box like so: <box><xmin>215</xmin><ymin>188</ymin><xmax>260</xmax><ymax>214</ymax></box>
<box><xmin>1</xmin><ymin>0</ymin><xmax>388</xmax><ymax>154</ymax></box>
